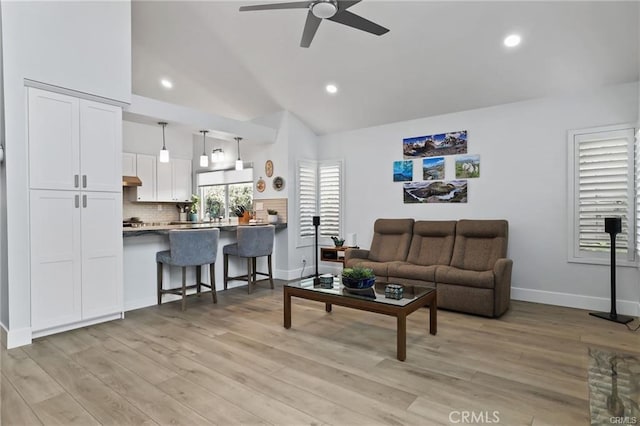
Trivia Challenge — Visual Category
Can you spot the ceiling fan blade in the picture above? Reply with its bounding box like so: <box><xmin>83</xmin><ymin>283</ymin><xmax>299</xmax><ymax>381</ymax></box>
<box><xmin>239</xmin><ymin>1</ymin><xmax>312</xmax><ymax>12</ymax></box>
<box><xmin>328</xmin><ymin>10</ymin><xmax>389</xmax><ymax>36</ymax></box>
<box><xmin>337</xmin><ymin>1</ymin><xmax>362</xmax><ymax>11</ymax></box>
<box><xmin>300</xmin><ymin>10</ymin><xmax>322</xmax><ymax>48</ymax></box>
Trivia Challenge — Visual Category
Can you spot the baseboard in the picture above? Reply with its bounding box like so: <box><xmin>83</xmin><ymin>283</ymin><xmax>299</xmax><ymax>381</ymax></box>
<box><xmin>31</xmin><ymin>313</ymin><xmax>123</xmax><ymax>340</ymax></box>
<box><xmin>511</xmin><ymin>287</ymin><xmax>640</xmax><ymax>317</ymax></box>
<box><xmin>1</xmin><ymin>323</ymin><xmax>33</xmax><ymax>349</ymax></box>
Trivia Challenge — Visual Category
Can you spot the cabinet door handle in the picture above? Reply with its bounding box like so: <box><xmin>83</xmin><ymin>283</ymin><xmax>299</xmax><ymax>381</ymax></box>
<box><xmin>74</xmin><ymin>175</ymin><xmax>79</xmax><ymax>188</ymax></box>
<box><xmin>82</xmin><ymin>195</ymin><xmax>87</xmax><ymax>208</ymax></box>
<box><xmin>82</xmin><ymin>175</ymin><xmax>87</xmax><ymax>188</ymax></box>
<box><xmin>75</xmin><ymin>195</ymin><xmax>79</xmax><ymax>208</ymax></box>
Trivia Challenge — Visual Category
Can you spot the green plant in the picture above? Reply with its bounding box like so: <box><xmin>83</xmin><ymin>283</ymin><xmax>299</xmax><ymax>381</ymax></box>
<box><xmin>341</xmin><ymin>267</ymin><xmax>374</xmax><ymax>280</ymax></box>
<box><xmin>189</xmin><ymin>194</ymin><xmax>200</xmax><ymax>214</ymax></box>
<box><xmin>267</xmin><ymin>209</ymin><xmax>278</xmax><ymax>215</ymax></box>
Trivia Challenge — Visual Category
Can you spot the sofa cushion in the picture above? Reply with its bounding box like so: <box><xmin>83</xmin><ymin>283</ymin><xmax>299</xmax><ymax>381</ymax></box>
<box><xmin>388</xmin><ymin>262</ymin><xmax>438</xmax><ymax>282</ymax></box>
<box><xmin>450</xmin><ymin>220</ymin><xmax>508</xmax><ymax>271</ymax></box>
<box><xmin>406</xmin><ymin>221</ymin><xmax>457</xmax><ymax>266</ymax></box>
<box><xmin>436</xmin><ymin>266</ymin><xmax>495</xmax><ymax>289</ymax></box>
<box><xmin>368</xmin><ymin>218</ymin><xmax>414</xmax><ymax>262</ymax></box>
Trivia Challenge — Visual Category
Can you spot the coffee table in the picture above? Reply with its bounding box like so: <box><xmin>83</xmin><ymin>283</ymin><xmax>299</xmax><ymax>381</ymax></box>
<box><xmin>283</xmin><ymin>277</ymin><xmax>437</xmax><ymax>361</ymax></box>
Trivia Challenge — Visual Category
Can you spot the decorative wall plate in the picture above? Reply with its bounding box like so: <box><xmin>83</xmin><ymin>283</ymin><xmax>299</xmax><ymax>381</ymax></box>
<box><xmin>265</xmin><ymin>160</ymin><xmax>274</xmax><ymax>177</ymax></box>
<box><xmin>273</xmin><ymin>176</ymin><xmax>285</xmax><ymax>191</ymax></box>
<box><xmin>256</xmin><ymin>177</ymin><xmax>266</xmax><ymax>192</ymax></box>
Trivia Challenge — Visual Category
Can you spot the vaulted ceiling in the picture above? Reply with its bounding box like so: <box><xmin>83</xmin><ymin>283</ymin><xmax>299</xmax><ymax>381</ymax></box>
<box><xmin>132</xmin><ymin>1</ymin><xmax>639</xmax><ymax>135</ymax></box>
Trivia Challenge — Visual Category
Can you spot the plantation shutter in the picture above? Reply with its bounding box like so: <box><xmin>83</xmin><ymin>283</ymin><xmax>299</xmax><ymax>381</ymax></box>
<box><xmin>298</xmin><ymin>160</ymin><xmax>317</xmax><ymax>239</ymax></box>
<box><xmin>319</xmin><ymin>161</ymin><xmax>342</xmax><ymax>238</ymax></box>
<box><xmin>575</xmin><ymin>128</ymin><xmax>635</xmax><ymax>259</ymax></box>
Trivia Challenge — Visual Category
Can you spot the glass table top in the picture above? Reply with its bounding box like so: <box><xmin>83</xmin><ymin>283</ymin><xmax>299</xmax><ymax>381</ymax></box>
<box><xmin>286</xmin><ymin>276</ymin><xmax>435</xmax><ymax>307</ymax></box>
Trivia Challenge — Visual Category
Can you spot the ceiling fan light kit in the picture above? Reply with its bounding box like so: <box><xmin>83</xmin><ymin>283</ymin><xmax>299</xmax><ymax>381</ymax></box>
<box><xmin>239</xmin><ymin>0</ymin><xmax>389</xmax><ymax>48</ymax></box>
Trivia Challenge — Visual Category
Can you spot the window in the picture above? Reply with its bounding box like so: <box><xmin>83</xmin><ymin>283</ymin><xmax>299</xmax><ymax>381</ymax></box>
<box><xmin>568</xmin><ymin>125</ymin><xmax>636</xmax><ymax>265</ymax></box>
<box><xmin>297</xmin><ymin>159</ymin><xmax>343</xmax><ymax>246</ymax></box>
<box><xmin>197</xmin><ymin>168</ymin><xmax>253</xmax><ymax>220</ymax></box>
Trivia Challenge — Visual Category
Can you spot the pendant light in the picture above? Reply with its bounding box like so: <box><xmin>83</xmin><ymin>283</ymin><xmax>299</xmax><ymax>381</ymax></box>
<box><xmin>211</xmin><ymin>147</ymin><xmax>224</xmax><ymax>163</ymax></box>
<box><xmin>158</xmin><ymin>122</ymin><xmax>170</xmax><ymax>163</ymax></box>
<box><xmin>199</xmin><ymin>130</ymin><xmax>209</xmax><ymax>167</ymax></box>
<box><xmin>235</xmin><ymin>137</ymin><xmax>244</xmax><ymax>170</ymax></box>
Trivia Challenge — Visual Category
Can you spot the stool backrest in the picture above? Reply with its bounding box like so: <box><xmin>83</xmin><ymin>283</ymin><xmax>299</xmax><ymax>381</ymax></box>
<box><xmin>169</xmin><ymin>228</ymin><xmax>220</xmax><ymax>266</ymax></box>
<box><xmin>237</xmin><ymin>225</ymin><xmax>275</xmax><ymax>257</ymax></box>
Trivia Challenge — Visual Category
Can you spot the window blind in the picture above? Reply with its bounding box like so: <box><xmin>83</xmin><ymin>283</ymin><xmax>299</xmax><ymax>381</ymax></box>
<box><xmin>298</xmin><ymin>160</ymin><xmax>317</xmax><ymax>239</ymax></box>
<box><xmin>319</xmin><ymin>162</ymin><xmax>342</xmax><ymax>238</ymax></box>
<box><xmin>576</xmin><ymin>131</ymin><xmax>634</xmax><ymax>257</ymax></box>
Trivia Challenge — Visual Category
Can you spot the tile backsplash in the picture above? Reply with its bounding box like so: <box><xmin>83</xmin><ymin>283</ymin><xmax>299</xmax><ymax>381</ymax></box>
<box><xmin>122</xmin><ymin>188</ymin><xmax>181</xmax><ymax>223</ymax></box>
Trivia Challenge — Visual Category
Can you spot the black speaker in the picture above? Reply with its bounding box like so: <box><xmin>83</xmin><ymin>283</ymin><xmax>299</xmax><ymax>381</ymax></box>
<box><xmin>312</xmin><ymin>216</ymin><xmax>320</xmax><ymax>226</ymax></box>
<box><xmin>604</xmin><ymin>217</ymin><xmax>622</xmax><ymax>234</ymax></box>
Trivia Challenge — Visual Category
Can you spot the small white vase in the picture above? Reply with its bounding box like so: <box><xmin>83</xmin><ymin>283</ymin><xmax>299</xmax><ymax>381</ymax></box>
<box><xmin>267</xmin><ymin>214</ymin><xmax>278</xmax><ymax>224</ymax></box>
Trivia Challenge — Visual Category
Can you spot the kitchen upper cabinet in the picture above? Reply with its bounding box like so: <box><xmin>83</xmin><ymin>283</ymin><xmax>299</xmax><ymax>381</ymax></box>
<box><xmin>122</xmin><ymin>152</ymin><xmax>136</xmax><ymax>176</ymax></box>
<box><xmin>80</xmin><ymin>100</ymin><xmax>122</xmax><ymax>192</ymax></box>
<box><xmin>157</xmin><ymin>158</ymin><xmax>192</xmax><ymax>202</ymax></box>
<box><xmin>135</xmin><ymin>154</ymin><xmax>157</xmax><ymax>202</ymax></box>
<box><xmin>28</xmin><ymin>88</ymin><xmax>122</xmax><ymax>192</ymax></box>
<box><xmin>28</xmin><ymin>89</ymin><xmax>80</xmax><ymax>191</ymax></box>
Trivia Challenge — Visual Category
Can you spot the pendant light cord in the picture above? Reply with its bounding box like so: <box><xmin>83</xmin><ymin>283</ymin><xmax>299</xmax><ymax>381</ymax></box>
<box><xmin>235</xmin><ymin>137</ymin><xmax>242</xmax><ymax>160</ymax></box>
<box><xmin>160</xmin><ymin>122</ymin><xmax>167</xmax><ymax>150</ymax></box>
<box><xmin>201</xmin><ymin>130</ymin><xmax>209</xmax><ymax>155</ymax></box>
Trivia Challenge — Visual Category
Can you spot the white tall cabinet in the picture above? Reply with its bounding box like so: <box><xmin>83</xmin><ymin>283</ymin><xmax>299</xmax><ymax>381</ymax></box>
<box><xmin>28</xmin><ymin>88</ymin><xmax>123</xmax><ymax>336</ymax></box>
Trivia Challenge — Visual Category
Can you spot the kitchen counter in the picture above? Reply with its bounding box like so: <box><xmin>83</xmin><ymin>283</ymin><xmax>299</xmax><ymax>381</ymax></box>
<box><xmin>123</xmin><ymin>222</ymin><xmax>287</xmax><ymax>237</ymax></box>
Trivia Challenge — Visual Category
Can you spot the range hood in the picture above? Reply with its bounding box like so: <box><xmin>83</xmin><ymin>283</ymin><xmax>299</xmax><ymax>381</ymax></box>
<box><xmin>122</xmin><ymin>176</ymin><xmax>142</xmax><ymax>187</ymax></box>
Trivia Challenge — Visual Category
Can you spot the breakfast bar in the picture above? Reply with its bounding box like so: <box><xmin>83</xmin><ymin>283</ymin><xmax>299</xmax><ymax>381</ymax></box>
<box><xmin>123</xmin><ymin>222</ymin><xmax>286</xmax><ymax>311</ymax></box>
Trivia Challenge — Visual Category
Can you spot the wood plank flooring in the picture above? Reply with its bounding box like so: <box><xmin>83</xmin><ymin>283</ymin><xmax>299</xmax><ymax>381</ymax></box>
<box><xmin>2</xmin><ymin>280</ymin><xmax>639</xmax><ymax>425</ymax></box>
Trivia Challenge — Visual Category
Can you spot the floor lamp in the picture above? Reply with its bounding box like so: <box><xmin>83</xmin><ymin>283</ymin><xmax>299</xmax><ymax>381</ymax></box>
<box><xmin>313</xmin><ymin>215</ymin><xmax>320</xmax><ymax>285</ymax></box>
<box><xmin>589</xmin><ymin>217</ymin><xmax>633</xmax><ymax>324</ymax></box>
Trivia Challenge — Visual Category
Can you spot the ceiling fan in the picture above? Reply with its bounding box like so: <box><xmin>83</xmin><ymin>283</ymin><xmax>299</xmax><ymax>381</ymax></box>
<box><xmin>239</xmin><ymin>0</ymin><xmax>389</xmax><ymax>48</ymax></box>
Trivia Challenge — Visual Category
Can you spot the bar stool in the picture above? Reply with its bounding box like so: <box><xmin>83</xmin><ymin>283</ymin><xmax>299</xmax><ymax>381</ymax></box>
<box><xmin>156</xmin><ymin>228</ymin><xmax>220</xmax><ymax>311</ymax></box>
<box><xmin>223</xmin><ymin>225</ymin><xmax>275</xmax><ymax>294</ymax></box>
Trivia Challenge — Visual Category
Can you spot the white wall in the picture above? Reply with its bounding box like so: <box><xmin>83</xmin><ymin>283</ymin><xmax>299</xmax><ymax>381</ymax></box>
<box><xmin>318</xmin><ymin>82</ymin><xmax>640</xmax><ymax>315</ymax></box>
<box><xmin>0</xmin><ymin>1</ymin><xmax>131</xmax><ymax>347</ymax></box>
<box><xmin>0</xmin><ymin>2</ymin><xmax>6</xmax><ymax>328</ymax></box>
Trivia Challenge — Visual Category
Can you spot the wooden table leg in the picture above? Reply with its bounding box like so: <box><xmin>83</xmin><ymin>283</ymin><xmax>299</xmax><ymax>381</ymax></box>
<box><xmin>397</xmin><ymin>313</ymin><xmax>406</xmax><ymax>361</ymax></box>
<box><xmin>325</xmin><ymin>303</ymin><xmax>332</xmax><ymax>312</ymax></box>
<box><xmin>284</xmin><ymin>289</ymin><xmax>292</xmax><ymax>329</ymax></box>
<box><xmin>429</xmin><ymin>294</ymin><xmax>437</xmax><ymax>335</ymax></box>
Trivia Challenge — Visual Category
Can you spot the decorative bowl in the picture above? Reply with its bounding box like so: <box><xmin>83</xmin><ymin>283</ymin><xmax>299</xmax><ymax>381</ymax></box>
<box><xmin>342</xmin><ymin>276</ymin><xmax>375</xmax><ymax>289</ymax></box>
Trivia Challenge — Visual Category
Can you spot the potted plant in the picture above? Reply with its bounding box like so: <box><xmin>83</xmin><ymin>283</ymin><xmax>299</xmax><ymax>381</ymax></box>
<box><xmin>267</xmin><ymin>209</ymin><xmax>278</xmax><ymax>224</ymax></box>
<box><xmin>189</xmin><ymin>194</ymin><xmax>200</xmax><ymax>222</ymax></box>
<box><xmin>341</xmin><ymin>267</ymin><xmax>375</xmax><ymax>289</ymax></box>
<box><xmin>331</xmin><ymin>236</ymin><xmax>345</xmax><ymax>247</ymax></box>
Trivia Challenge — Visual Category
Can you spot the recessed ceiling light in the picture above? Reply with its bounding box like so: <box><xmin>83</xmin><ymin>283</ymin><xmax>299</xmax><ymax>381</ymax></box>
<box><xmin>326</xmin><ymin>84</ymin><xmax>338</xmax><ymax>94</ymax></box>
<box><xmin>160</xmin><ymin>78</ymin><xmax>173</xmax><ymax>89</ymax></box>
<box><xmin>503</xmin><ymin>34</ymin><xmax>521</xmax><ymax>48</ymax></box>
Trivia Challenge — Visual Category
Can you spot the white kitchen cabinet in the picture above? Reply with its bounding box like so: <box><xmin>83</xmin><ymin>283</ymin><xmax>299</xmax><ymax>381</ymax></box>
<box><xmin>30</xmin><ymin>190</ymin><xmax>123</xmax><ymax>334</ymax></box>
<box><xmin>135</xmin><ymin>154</ymin><xmax>157</xmax><ymax>202</ymax></box>
<box><xmin>122</xmin><ymin>152</ymin><xmax>136</xmax><ymax>176</ymax></box>
<box><xmin>157</xmin><ymin>158</ymin><xmax>192</xmax><ymax>202</ymax></box>
<box><xmin>28</xmin><ymin>87</ymin><xmax>123</xmax><ymax>337</ymax></box>
<box><xmin>28</xmin><ymin>88</ymin><xmax>122</xmax><ymax>192</ymax></box>
<box><xmin>30</xmin><ymin>190</ymin><xmax>82</xmax><ymax>331</ymax></box>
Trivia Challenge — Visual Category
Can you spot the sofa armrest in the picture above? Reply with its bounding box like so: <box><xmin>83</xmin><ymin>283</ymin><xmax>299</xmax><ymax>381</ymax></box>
<box><xmin>493</xmin><ymin>258</ymin><xmax>513</xmax><ymax>317</ymax></box>
<box><xmin>345</xmin><ymin>248</ymin><xmax>370</xmax><ymax>265</ymax></box>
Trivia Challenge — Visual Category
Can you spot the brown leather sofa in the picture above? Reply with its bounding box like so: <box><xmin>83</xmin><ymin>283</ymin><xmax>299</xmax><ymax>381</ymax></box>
<box><xmin>345</xmin><ymin>218</ymin><xmax>512</xmax><ymax>317</ymax></box>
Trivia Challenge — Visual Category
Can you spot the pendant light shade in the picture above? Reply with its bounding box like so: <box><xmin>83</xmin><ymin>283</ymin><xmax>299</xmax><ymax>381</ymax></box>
<box><xmin>199</xmin><ymin>130</ymin><xmax>209</xmax><ymax>168</ymax></box>
<box><xmin>235</xmin><ymin>137</ymin><xmax>244</xmax><ymax>170</ymax></box>
<box><xmin>158</xmin><ymin>122</ymin><xmax>170</xmax><ymax>163</ymax></box>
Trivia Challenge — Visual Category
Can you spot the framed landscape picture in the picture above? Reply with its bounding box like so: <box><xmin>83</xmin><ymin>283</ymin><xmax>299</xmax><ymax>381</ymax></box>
<box><xmin>455</xmin><ymin>154</ymin><xmax>480</xmax><ymax>178</ymax></box>
<box><xmin>403</xmin><ymin>130</ymin><xmax>468</xmax><ymax>159</ymax></box>
<box><xmin>403</xmin><ymin>180</ymin><xmax>468</xmax><ymax>203</ymax></box>
<box><xmin>393</xmin><ymin>160</ymin><xmax>413</xmax><ymax>182</ymax></box>
<box><xmin>422</xmin><ymin>157</ymin><xmax>444</xmax><ymax>180</ymax></box>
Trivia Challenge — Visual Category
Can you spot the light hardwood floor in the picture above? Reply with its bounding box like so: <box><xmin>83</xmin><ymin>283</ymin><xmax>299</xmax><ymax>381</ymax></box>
<box><xmin>2</xmin><ymin>280</ymin><xmax>639</xmax><ymax>425</ymax></box>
